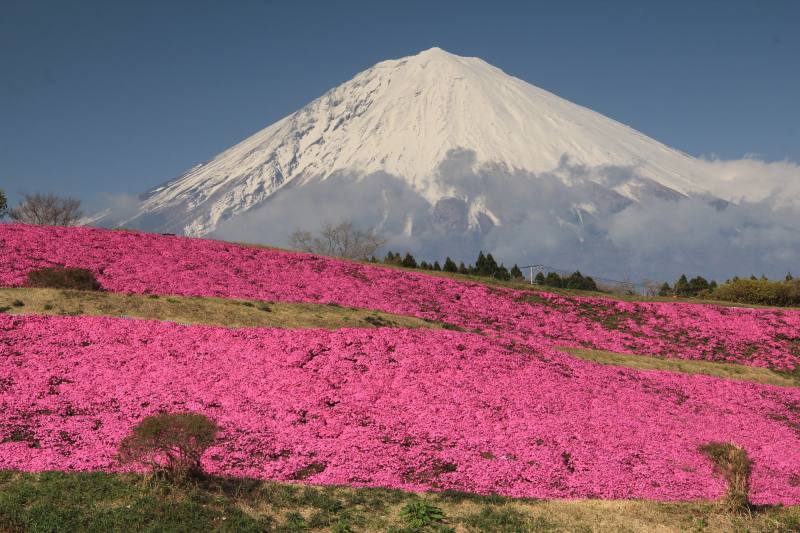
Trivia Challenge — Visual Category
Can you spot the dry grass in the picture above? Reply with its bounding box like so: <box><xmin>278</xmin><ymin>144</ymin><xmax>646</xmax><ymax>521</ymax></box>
<box><xmin>0</xmin><ymin>287</ymin><xmax>444</xmax><ymax>331</ymax></box>
<box><xmin>561</xmin><ymin>346</ymin><xmax>800</xmax><ymax>388</ymax></box>
<box><xmin>498</xmin><ymin>498</ymin><xmax>799</xmax><ymax>532</ymax></box>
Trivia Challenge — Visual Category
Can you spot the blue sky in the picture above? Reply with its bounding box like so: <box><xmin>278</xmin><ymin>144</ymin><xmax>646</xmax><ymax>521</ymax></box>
<box><xmin>1</xmin><ymin>0</ymin><xmax>798</xmax><ymax>209</ymax></box>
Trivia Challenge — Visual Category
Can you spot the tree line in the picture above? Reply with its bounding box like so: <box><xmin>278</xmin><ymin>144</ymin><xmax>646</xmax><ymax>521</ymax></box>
<box><xmin>657</xmin><ymin>275</ymin><xmax>719</xmax><ymax>298</ymax></box>
<box><xmin>656</xmin><ymin>272</ymin><xmax>800</xmax><ymax>307</ymax></box>
<box><xmin>378</xmin><ymin>250</ymin><xmax>600</xmax><ymax>290</ymax></box>
<box><xmin>292</xmin><ymin>222</ymin><xmax>800</xmax><ymax>306</ymax></box>
<box><xmin>290</xmin><ymin>222</ymin><xmax>598</xmax><ymax>290</ymax></box>
<box><xmin>379</xmin><ymin>250</ymin><xmax>521</xmax><ymax>281</ymax></box>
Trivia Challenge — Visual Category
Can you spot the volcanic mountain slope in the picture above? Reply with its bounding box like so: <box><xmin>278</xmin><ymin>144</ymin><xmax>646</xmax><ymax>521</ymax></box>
<box><xmin>107</xmin><ymin>47</ymin><xmax>717</xmax><ymax>240</ymax></box>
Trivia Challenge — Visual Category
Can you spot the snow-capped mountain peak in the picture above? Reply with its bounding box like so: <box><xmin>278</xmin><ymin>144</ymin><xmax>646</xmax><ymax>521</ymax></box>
<box><xmin>117</xmin><ymin>47</ymin><xmax>715</xmax><ymax>237</ymax></box>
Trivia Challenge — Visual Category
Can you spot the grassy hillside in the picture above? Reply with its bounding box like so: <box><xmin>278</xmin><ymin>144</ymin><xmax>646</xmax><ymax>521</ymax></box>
<box><xmin>2</xmin><ymin>288</ymin><xmax>800</xmax><ymax>531</ymax></box>
<box><xmin>2</xmin><ymin>471</ymin><xmax>799</xmax><ymax>532</ymax></box>
<box><xmin>3</xmin><ymin>225</ymin><xmax>800</xmax><ymax>532</ymax></box>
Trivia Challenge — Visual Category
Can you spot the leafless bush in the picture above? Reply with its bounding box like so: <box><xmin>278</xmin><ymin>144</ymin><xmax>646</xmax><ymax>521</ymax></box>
<box><xmin>289</xmin><ymin>221</ymin><xmax>387</xmax><ymax>260</ymax></box>
<box><xmin>10</xmin><ymin>193</ymin><xmax>83</xmax><ymax>226</ymax></box>
<box><xmin>642</xmin><ymin>279</ymin><xmax>662</xmax><ymax>297</ymax></box>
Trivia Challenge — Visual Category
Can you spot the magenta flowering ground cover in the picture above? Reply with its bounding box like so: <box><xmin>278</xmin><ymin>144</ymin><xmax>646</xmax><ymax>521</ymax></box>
<box><xmin>2</xmin><ymin>224</ymin><xmax>800</xmax><ymax>371</ymax></box>
<box><xmin>2</xmin><ymin>314</ymin><xmax>800</xmax><ymax>504</ymax></box>
<box><xmin>2</xmin><ymin>224</ymin><xmax>800</xmax><ymax>504</ymax></box>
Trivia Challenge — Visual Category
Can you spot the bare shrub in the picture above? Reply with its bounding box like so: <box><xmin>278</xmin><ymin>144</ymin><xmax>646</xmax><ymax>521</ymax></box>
<box><xmin>699</xmin><ymin>441</ymin><xmax>752</xmax><ymax>513</ymax></box>
<box><xmin>289</xmin><ymin>221</ymin><xmax>387</xmax><ymax>260</ymax></box>
<box><xmin>26</xmin><ymin>267</ymin><xmax>102</xmax><ymax>291</ymax></box>
<box><xmin>118</xmin><ymin>412</ymin><xmax>219</xmax><ymax>481</ymax></box>
<box><xmin>642</xmin><ymin>279</ymin><xmax>663</xmax><ymax>297</ymax></box>
<box><xmin>10</xmin><ymin>193</ymin><xmax>83</xmax><ymax>226</ymax></box>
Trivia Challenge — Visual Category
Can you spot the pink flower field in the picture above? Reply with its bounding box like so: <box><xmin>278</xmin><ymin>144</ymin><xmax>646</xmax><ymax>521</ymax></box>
<box><xmin>2</xmin><ymin>224</ymin><xmax>799</xmax><ymax>371</ymax></box>
<box><xmin>1</xmin><ymin>224</ymin><xmax>800</xmax><ymax>504</ymax></box>
<box><xmin>2</xmin><ymin>314</ymin><xmax>800</xmax><ymax>504</ymax></box>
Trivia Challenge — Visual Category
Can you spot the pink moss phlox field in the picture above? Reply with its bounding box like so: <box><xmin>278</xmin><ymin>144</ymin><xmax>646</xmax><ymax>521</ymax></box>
<box><xmin>2</xmin><ymin>314</ymin><xmax>800</xmax><ymax>504</ymax></box>
<box><xmin>2</xmin><ymin>224</ymin><xmax>800</xmax><ymax>371</ymax></box>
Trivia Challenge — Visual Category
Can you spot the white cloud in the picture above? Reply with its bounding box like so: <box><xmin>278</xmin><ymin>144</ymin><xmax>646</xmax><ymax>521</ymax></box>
<box><xmin>697</xmin><ymin>157</ymin><xmax>800</xmax><ymax>205</ymax></box>
<box><xmin>94</xmin><ymin>151</ymin><xmax>800</xmax><ymax>283</ymax></box>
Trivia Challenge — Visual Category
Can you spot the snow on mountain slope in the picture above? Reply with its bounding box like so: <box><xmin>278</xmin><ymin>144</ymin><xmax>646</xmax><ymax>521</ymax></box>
<box><xmin>118</xmin><ymin>47</ymin><xmax>717</xmax><ymax>236</ymax></box>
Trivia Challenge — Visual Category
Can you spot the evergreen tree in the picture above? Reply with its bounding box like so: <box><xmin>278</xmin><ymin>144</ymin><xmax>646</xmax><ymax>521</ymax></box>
<box><xmin>495</xmin><ymin>264</ymin><xmax>511</xmax><ymax>281</ymax></box>
<box><xmin>474</xmin><ymin>251</ymin><xmax>487</xmax><ymax>275</ymax></box>
<box><xmin>385</xmin><ymin>251</ymin><xmax>405</xmax><ymax>264</ymax></box>
<box><xmin>675</xmin><ymin>274</ymin><xmax>691</xmax><ymax>296</ymax></box>
<box><xmin>544</xmin><ymin>272</ymin><xmax>563</xmax><ymax>288</ymax></box>
<box><xmin>563</xmin><ymin>271</ymin><xmax>597</xmax><ymax>291</ymax></box>
<box><xmin>0</xmin><ymin>189</ymin><xmax>7</xmax><ymax>219</ymax></box>
<box><xmin>534</xmin><ymin>272</ymin><xmax>545</xmax><ymax>285</ymax></box>
<box><xmin>564</xmin><ymin>271</ymin><xmax>584</xmax><ymax>290</ymax></box>
<box><xmin>442</xmin><ymin>257</ymin><xmax>458</xmax><ymax>273</ymax></box>
<box><xmin>709</xmin><ymin>280</ymin><xmax>718</xmax><ymax>291</ymax></box>
<box><xmin>658</xmin><ymin>282</ymin><xmax>673</xmax><ymax>297</ymax></box>
<box><xmin>787</xmin><ymin>272</ymin><xmax>794</xmax><ymax>282</ymax></box>
<box><xmin>510</xmin><ymin>264</ymin><xmax>523</xmax><ymax>279</ymax></box>
<box><xmin>419</xmin><ymin>260</ymin><xmax>430</xmax><ymax>269</ymax></box>
<box><xmin>484</xmin><ymin>254</ymin><xmax>500</xmax><ymax>276</ymax></box>
<box><xmin>401</xmin><ymin>253</ymin><xmax>417</xmax><ymax>268</ymax></box>
<box><xmin>458</xmin><ymin>262</ymin><xmax>469</xmax><ymax>275</ymax></box>
<box><xmin>483</xmin><ymin>253</ymin><xmax>499</xmax><ymax>277</ymax></box>
<box><xmin>688</xmin><ymin>276</ymin><xmax>710</xmax><ymax>296</ymax></box>
<box><xmin>433</xmin><ymin>261</ymin><xmax>442</xmax><ymax>271</ymax></box>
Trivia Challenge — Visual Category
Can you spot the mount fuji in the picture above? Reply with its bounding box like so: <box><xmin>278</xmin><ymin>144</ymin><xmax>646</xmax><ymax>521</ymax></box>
<box><xmin>96</xmin><ymin>47</ymin><xmax>784</xmax><ymax>278</ymax></box>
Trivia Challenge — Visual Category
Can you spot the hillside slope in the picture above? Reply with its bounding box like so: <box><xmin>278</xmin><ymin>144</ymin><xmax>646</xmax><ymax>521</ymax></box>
<box><xmin>2</xmin><ymin>224</ymin><xmax>800</xmax><ymax>506</ymax></box>
<box><xmin>3</xmin><ymin>224</ymin><xmax>800</xmax><ymax>372</ymax></box>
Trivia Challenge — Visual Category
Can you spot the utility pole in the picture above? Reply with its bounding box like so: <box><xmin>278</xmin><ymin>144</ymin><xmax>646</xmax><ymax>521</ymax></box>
<box><xmin>522</xmin><ymin>265</ymin><xmax>544</xmax><ymax>285</ymax></box>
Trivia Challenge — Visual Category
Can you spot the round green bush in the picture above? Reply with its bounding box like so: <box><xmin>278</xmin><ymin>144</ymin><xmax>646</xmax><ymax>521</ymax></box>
<box><xmin>118</xmin><ymin>412</ymin><xmax>219</xmax><ymax>481</ymax></box>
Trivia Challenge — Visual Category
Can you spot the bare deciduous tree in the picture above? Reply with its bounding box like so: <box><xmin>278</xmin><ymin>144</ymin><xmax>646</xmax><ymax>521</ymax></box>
<box><xmin>10</xmin><ymin>193</ymin><xmax>83</xmax><ymax>226</ymax></box>
<box><xmin>642</xmin><ymin>279</ymin><xmax>663</xmax><ymax>297</ymax></box>
<box><xmin>289</xmin><ymin>221</ymin><xmax>387</xmax><ymax>260</ymax></box>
